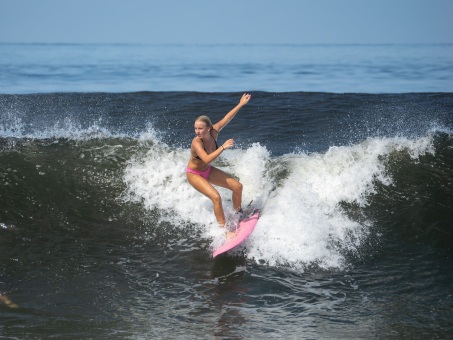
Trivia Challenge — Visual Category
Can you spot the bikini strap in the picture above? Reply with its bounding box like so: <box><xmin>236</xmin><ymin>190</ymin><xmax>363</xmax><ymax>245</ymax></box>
<box><xmin>209</xmin><ymin>130</ymin><xmax>219</xmax><ymax>149</ymax></box>
<box><xmin>200</xmin><ymin>138</ymin><xmax>208</xmax><ymax>153</ymax></box>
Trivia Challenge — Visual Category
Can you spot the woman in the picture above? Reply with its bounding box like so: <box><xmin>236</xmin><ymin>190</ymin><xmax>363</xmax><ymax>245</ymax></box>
<box><xmin>186</xmin><ymin>93</ymin><xmax>251</xmax><ymax>232</ymax></box>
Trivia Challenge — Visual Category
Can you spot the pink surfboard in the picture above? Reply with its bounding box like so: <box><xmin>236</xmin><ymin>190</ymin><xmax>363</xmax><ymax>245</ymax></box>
<box><xmin>212</xmin><ymin>211</ymin><xmax>260</xmax><ymax>258</ymax></box>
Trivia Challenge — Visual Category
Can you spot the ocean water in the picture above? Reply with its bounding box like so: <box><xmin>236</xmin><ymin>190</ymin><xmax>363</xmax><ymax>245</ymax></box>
<box><xmin>1</xmin><ymin>44</ymin><xmax>453</xmax><ymax>339</ymax></box>
<box><xmin>1</xmin><ymin>43</ymin><xmax>453</xmax><ymax>93</ymax></box>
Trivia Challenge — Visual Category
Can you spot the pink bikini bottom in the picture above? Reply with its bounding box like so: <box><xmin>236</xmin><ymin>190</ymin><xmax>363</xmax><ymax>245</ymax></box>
<box><xmin>186</xmin><ymin>165</ymin><xmax>211</xmax><ymax>180</ymax></box>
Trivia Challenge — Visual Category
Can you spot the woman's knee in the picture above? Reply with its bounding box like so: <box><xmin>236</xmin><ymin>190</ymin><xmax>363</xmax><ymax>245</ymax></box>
<box><xmin>232</xmin><ymin>180</ymin><xmax>243</xmax><ymax>193</ymax></box>
<box><xmin>210</xmin><ymin>191</ymin><xmax>222</xmax><ymax>205</ymax></box>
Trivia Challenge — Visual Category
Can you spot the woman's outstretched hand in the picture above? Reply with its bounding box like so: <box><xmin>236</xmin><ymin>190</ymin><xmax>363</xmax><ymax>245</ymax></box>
<box><xmin>239</xmin><ymin>93</ymin><xmax>252</xmax><ymax>106</ymax></box>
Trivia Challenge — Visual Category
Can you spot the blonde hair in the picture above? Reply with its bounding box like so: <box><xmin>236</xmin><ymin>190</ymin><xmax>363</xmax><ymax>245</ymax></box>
<box><xmin>195</xmin><ymin>115</ymin><xmax>213</xmax><ymax>128</ymax></box>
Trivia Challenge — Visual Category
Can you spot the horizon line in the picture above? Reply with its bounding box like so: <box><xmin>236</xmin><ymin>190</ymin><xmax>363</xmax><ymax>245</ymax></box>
<box><xmin>1</xmin><ymin>42</ymin><xmax>453</xmax><ymax>46</ymax></box>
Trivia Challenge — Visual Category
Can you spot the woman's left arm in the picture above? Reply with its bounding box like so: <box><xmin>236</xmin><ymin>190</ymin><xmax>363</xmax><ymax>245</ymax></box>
<box><xmin>213</xmin><ymin>93</ymin><xmax>251</xmax><ymax>132</ymax></box>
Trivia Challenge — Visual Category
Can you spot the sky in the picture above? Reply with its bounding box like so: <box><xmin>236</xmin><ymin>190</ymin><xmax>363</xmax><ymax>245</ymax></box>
<box><xmin>0</xmin><ymin>0</ymin><xmax>452</xmax><ymax>44</ymax></box>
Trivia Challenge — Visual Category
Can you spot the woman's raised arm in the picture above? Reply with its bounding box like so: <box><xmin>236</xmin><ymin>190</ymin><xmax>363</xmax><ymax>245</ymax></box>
<box><xmin>213</xmin><ymin>93</ymin><xmax>251</xmax><ymax>132</ymax></box>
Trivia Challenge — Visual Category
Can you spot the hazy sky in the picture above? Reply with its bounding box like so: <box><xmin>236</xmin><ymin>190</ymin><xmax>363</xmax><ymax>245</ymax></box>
<box><xmin>1</xmin><ymin>0</ymin><xmax>452</xmax><ymax>44</ymax></box>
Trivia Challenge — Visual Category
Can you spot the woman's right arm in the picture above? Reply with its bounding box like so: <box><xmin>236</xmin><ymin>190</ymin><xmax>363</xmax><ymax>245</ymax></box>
<box><xmin>192</xmin><ymin>138</ymin><xmax>235</xmax><ymax>164</ymax></box>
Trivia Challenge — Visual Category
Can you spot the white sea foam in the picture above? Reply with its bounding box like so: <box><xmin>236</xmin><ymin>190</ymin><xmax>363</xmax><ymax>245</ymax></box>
<box><xmin>122</xmin><ymin>133</ymin><xmax>435</xmax><ymax>270</ymax></box>
<box><xmin>0</xmin><ymin>116</ymin><xmax>129</xmax><ymax>140</ymax></box>
<box><xmin>247</xmin><ymin>135</ymin><xmax>435</xmax><ymax>270</ymax></box>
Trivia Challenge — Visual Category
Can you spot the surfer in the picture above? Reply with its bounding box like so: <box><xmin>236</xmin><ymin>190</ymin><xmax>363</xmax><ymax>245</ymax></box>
<box><xmin>186</xmin><ymin>93</ymin><xmax>252</xmax><ymax>233</ymax></box>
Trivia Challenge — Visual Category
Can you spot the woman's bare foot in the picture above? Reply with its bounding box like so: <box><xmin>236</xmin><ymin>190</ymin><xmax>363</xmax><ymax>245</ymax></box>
<box><xmin>225</xmin><ymin>230</ymin><xmax>237</xmax><ymax>239</ymax></box>
<box><xmin>220</xmin><ymin>223</ymin><xmax>237</xmax><ymax>239</ymax></box>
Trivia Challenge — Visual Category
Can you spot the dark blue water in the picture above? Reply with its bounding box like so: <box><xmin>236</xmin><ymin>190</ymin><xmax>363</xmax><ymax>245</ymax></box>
<box><xmin>1</xmin><ymin>44</ymin><xmax>453</xmax><ymax>338</ymax></box>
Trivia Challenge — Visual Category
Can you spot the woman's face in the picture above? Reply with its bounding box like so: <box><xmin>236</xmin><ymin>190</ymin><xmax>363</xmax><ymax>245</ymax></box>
<box><xmin>194</xmin><ymin>120</ymin><xmax>210</xmax><ymax>138</ymax></box>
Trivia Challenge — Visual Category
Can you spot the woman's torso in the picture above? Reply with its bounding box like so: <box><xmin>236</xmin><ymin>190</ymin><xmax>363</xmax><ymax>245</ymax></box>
<box><xmin>187</xmin><ymin>130</ymin><xmax>219</xmax><ymax>171</ymax></box>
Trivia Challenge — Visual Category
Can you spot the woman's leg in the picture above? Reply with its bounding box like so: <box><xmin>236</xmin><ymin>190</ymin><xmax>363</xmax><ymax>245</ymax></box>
<box><xmin>186</xmin><ymin>172</ymin><xmax>226</xmax><ymax>225</ymax></box>
<box><xmin>208</xmin><ymin>166</ymin><xmax>243</xmax><ymax>212</ymax></box>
